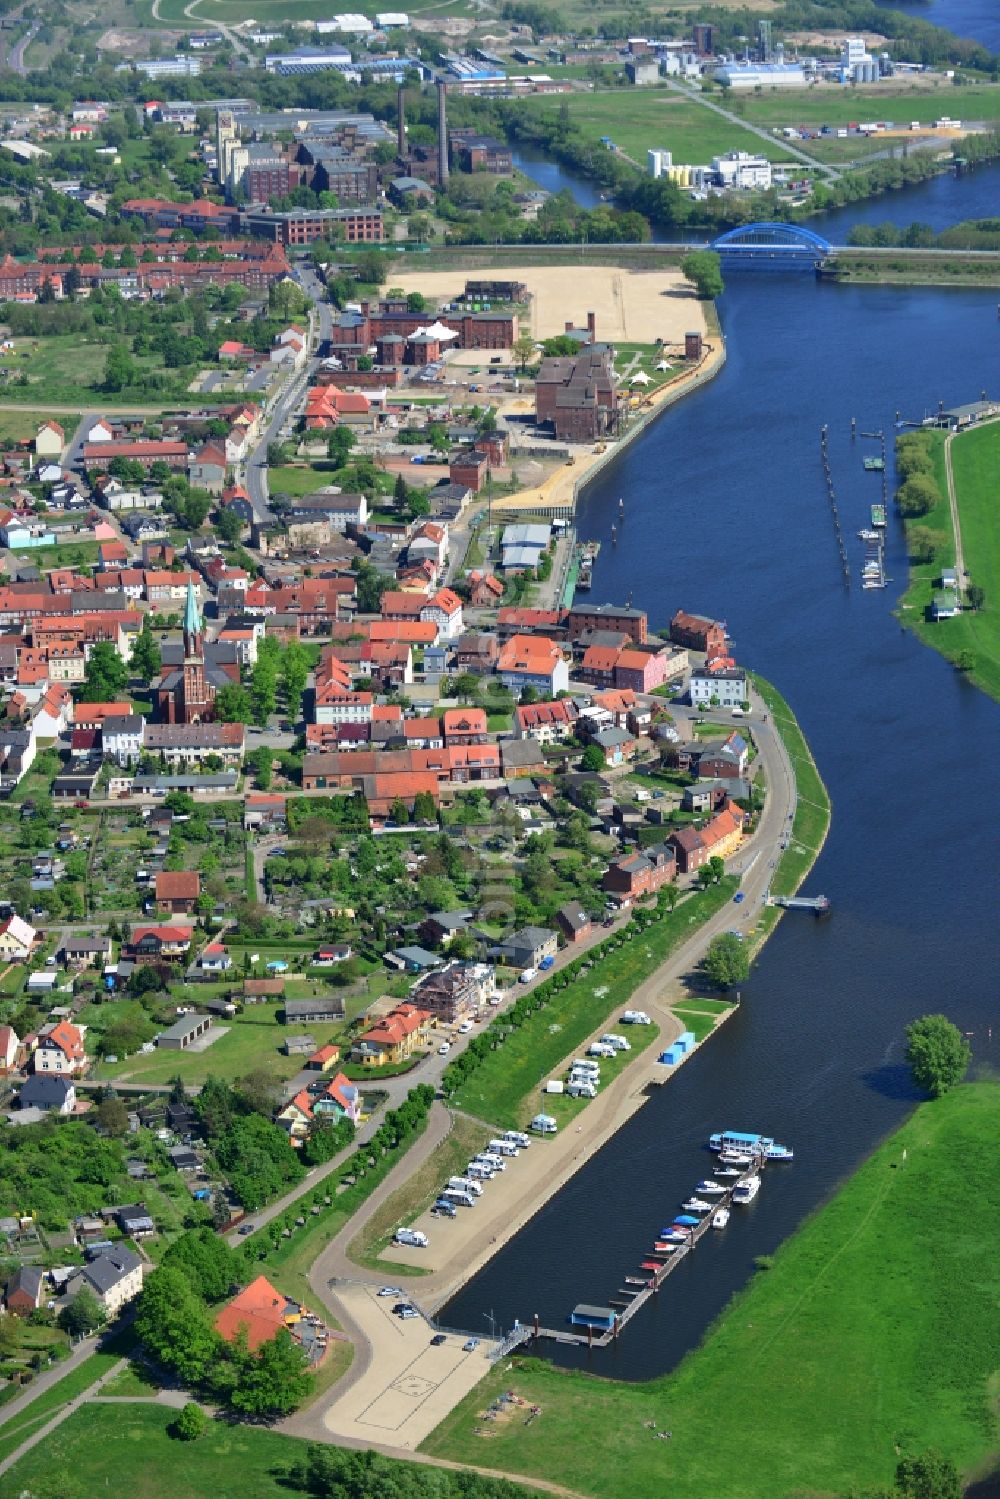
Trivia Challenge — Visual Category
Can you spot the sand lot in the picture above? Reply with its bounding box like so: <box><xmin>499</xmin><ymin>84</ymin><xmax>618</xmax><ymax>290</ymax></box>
<box><xmin>390</xmin><ymin>265</ymin><xmax>706</xmax><ymax>346</ymax></box>
<box><xmin>320</xmin><ymin>1284</ymin><xmax>497</xmax><ymax>1450</ymax></box>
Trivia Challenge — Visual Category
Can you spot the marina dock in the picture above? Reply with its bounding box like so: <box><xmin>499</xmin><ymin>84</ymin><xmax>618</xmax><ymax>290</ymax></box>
<box><xmin>526</xmin><ymin>1160</ymin><xmax>768</xmax><ymax>1350</ymax></box>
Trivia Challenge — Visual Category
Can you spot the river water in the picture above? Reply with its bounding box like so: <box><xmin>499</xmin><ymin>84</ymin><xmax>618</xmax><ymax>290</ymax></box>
<box><xmin>442</xmin><ymin>162</ymin><xmax>1000</xmax><ymax>1379</ymax></box>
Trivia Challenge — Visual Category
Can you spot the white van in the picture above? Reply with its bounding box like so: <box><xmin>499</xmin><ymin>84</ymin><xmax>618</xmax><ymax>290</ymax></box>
<box><xmin>567</xmin><ymin>1080</ymin><xmax>597</xmax><ymax>1099</ymax></box>
<box><xmin>601</xmin><ymin>1034</ymin><xmax>631</xmax><ymax>1052</ymax></box>
<box><xmin>571</xmin><ymin>1059</ymin><xmax>600</xmax><ymax>1076</ymax></box>
<box><xmin>588</xmin><ymin>1041</ymin><xmax>616</xmax><ymax>1058</ymax></box>
<box><xmin>519</xmin><ymin>968</ymin><xmax>537</xmax><ymax>984</ymax></box>
<box><xmin>488</xmin><ymin>1139</ymin><xmax>518</xmax><ymax>1157</ymax></box>
<box><xmin>475</xmin><ymin>1153</ymin><xmax>505</xmax><ymax>1171</ymax></box>
<box><xmin>466</xmin><ymin>1162</ymin><xmax>492</xmax><ymax>1180</ymax></box>
<box><xmin>503</xmin><ymin>1131</ymin><xmax>530</xmax><ymax>1149</ymax></box>
<box><xmin>622</xmin><ymin>1010</ymin><xmax>652</xmax><ymax>1026</ymax></box>
<box><xmin>441</xmin><ymin>1188</ymin><xmax>476</xmax><ymax>1208</ymax></box>
<box><xmin>448</xmin><ymin>1176</ymin><xmax>483</xmax><ymax>1197</ymax></box>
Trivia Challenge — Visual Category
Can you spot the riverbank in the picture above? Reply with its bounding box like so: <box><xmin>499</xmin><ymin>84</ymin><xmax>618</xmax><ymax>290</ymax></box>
<box><xmin>422</xmin><ymin>1080</ymin><xmax>1000</xmax><ymax>1499</ymax></box>
<box><xmin>896</xmin><ymin>418</ymin><xmax>1000</xmax><ymax>701</ymax></box>
<box><xmin>749</xmin><ymin>674</ymin><xmax>833</xmax><ymax>948</ymax></box>
<box><xmin>830</xmin><ymin>252</ymin><xmax>1000</xmax><ymax>286</ymax></box>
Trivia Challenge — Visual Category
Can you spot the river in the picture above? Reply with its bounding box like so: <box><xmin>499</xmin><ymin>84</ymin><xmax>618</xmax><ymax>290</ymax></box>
<box><xmin>875</xmin><ymin>0</ymin><xmax>1000</xmax><ymax>52</ymax></box>
<box><xmin>441</xmin><ymin>168</ymin><xmax>1000</xmax><ymax>1381</ymax></box>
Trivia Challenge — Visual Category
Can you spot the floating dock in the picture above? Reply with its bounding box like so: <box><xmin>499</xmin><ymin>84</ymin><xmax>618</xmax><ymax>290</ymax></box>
<box><xmin>770</xmin><ymin>894</ymin><xmax>831</xmax><ymax>914</ymax></box>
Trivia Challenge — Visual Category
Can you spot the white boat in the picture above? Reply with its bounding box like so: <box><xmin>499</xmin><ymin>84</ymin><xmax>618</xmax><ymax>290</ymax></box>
<box><xmin>714</xmin><ymin>1167</ymin><xmax>740</xmax><ymax>1177</ymax></box>
<box><xmin>681</xmin><ymin>1198</ymin><xmax>711</xmax><ymax>1213</ymax></box>
<box><xmin>711</xmin><ymin>1208</ymin><xmax>730</xmax><ymax>1229</ymax></box>
<box><xmin>732</xmin><ymin>1175</ymin><xmax>761</xmax><ymax>1205</ymax></box>
<box><xmin>858</xmin><ymin>528</ymin><xmax>880</xmax><ymax>541</ymax></box>
<box><xmin>765</xmin><ymin>1143</ymin><xmax>794</xmax><ymax>1162</ymax></box>
<box><xmin>697</xmin><ymin>1180</ymin><xmax>726</xmax><ymax>1195</ymax></box>
<box><xmin>718</xmin><ymin>1151</ymin><xmax>751</xmax><ymax>1167</ymax></box>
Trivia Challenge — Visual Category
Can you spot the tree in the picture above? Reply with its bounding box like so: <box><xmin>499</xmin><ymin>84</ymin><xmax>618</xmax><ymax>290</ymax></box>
<box><xmin>129</xmin><ymin>620</ymin><xmax>161</xmax><ymax>682</ymax></box>
<box><xmin>228</xmin><ymin>1328</ymin><xmax>311</xmax><ymax>1417</ymax></box>
<box><xmin>412</xmin><ymin>790</ymin><xmax>437</xmax><ymax>823</ymax></box>
<box><xmin>405</xmin><ymin>290</ymin><xmax>428</xmax><ymax>312</ymax></box>
<box><xmin>250</xmin><ymin>746</ymin><xmax>273</xmax><ymax>789</ymax></box>
<box><xmin>581</xmin><ymin>743</ymin><xmax>606</xmax><ymax>772</ymax></box>
<box><xmin>326</xmin><ymin>426</ymin><xmax>355</xmax><ymax>466</ymax></box>
<box><xmin>162</xmin><ymin>1228</ymin><xmax>234</xmax><ymax>1302</ymax></box>
<box><xmin>134</xmin><ymin>1266</ymin><xmax>222</xmax><ymax>1385</ymax></box>
<box><xmin>904</xmin><ymin>1014</ymin><xmax>970</xmax><ymax>1098</ymax></box>
<box><xmin>216</xmin><ymin>506</ymin><xmax>243</xmax><ymax>545</ymax></box>
<box><xmin>172</xmin><ymin>1402</ymin><xmax>208</xmax><ymax>1441</ymax></box>
<box><xmin>896</xmin><ymin>473</ymin><xmax>940</xmax><ymax>517</ymax></box>
<box><xmin>680</xmin><ymin>250</ymin><xmax>724</xmax><ymax>300</ymax></box>
<box><xmin>58</xmin><ymin>1287</ymin><xmax>106</xmax><ymax>1338</ymax></box>
<box><xmin>102</xmin><ymin>343</ymin><xmax>135</xmax><ymax>394</ymax></box>
<box><xmin>540</xmin><ymin>334</ymin><xmax>580</xmax><ymax>357</ymax></box>
<box><xmin>512</xmin><ymin>332</ymin><xmax>537</xmax><ymax>372</ymax></box>
<box><xmin>967</xmin><ymin>582</ymin><xmax>985</xmax><ymax>611</ymax></box>
<box><xmin>906</xmin><ymin>525</ymin><xmax>939</xmax><ymax>565</ymax></box>
<box><xmin>80</xmin><ymin>640</ymin><xmax>129</xmax><ymax>703</ymax></box>
<box><xmin>95</xmin><ymin>1097</ymin><xmax>128</xmax><ymax>1136</ymax></box>
<box><xmin>215</xmin><ymin>683</ymin><xmax>252</xmax><ymax>723</ymax></box>
<box><xmin>895</xmin><ymin>1451</ymin><xmax>962</xmax><ymax>1499</ymax></box>
<box><xmin>703</xmin><ymin>932</ymin><xmax>750</xmax><ymax>989</ymax></box>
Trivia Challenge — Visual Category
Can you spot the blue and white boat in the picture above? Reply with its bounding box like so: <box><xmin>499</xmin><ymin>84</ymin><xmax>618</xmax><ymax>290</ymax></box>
<box><xmin>709</xmin><ymin>1130</ymin><xmax>774</xmax><ymax>1155</ymax></box>
<box><xmin>765</xmin><ymin>1143</ymin><xmax>795</xmax><ymax>1161</ymax></box>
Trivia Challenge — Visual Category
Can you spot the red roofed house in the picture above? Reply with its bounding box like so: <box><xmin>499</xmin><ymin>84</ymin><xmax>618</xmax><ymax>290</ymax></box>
<box><xmin>155</xmin><ymin>870</ymin><xmax>201</xmax><ymax>914</ymax></box>
<box><xmin>468</xmin><ymin>570</ymin><xmax>504</xmax><ymax>607</ymax></box>
<box><xmin>614</xmin><ymin>648</ymin><xmax>672</xmax><ymax>693</ymax></box>
<box><xmin>351</xmin><ymin>1003</ymin><xmax>430</xmax><ymax>1067</ymax></box>
<box><xmin>514</xmin><ymin>698</ymin><xmax>578</xmax><ymax>745</ymax></box>
<box><xmin>306</xmin><ymin>1043</ymin><xmax>342</xmax><ymax>1072</ymax></box>
<box><xmin>33</xmin><ymin>1019</ymin><xmax>87</xmax><ymax>1075</ymax></box>
<box><xmin>497</xmin><ymin>635</ymin><xmax>569</xmax><ymax>696</ymax></box>
<box><xmin>277</xmin><ymin>1071</ymin><xmax>360</xmax><ymax>1139</ymax></box>
<box><xmin>0</xmin><ymin>913</ymin><xmax>36</xmax><ymax>960</ymax></box>
<box><xmin>82</xmin><ymin>440</ymin><xmax>188</xmax><ymax>472</ymax></box>
<box><xmin>214</xmin><ymin>1275</ymin><xmax>304</xmax><ymax>1351</ymax></box>
<box><xmin>125</xmin><ymin>925</ymin><xmax>193</xmax><ymax>962</ymax></box>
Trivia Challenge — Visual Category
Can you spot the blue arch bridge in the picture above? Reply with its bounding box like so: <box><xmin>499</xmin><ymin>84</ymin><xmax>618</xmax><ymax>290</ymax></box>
<box><xmin>710</xmin><ymin>221</ymin><xmax>833</xmax><ymax>270</ymax></box>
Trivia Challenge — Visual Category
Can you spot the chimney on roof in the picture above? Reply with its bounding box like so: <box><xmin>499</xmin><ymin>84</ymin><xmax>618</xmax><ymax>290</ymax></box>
<box><xmin>587</xmin><ymin>311</ymin><xmax>596</xmax><ymax>340</ymax></box>
<box><xmin>396</xmin><ymin>84</ymin><xmax>405</xmax><ymax>158</ymax></box>
<box><xmin>436</xmin><ymin>79</ymin><xmax>449</xmax><ymax>185</ymax></box>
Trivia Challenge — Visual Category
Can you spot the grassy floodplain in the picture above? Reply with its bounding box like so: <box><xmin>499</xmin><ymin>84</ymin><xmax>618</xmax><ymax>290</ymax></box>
<box><xmin>898</xmin><ymin>421</ymin><xmax>1000</xmax><ymax>701</ymax></box>
<box><xmin>423</xmin><ymin>1082</ymin><xmax>1000</xmax><ymax>1499</ymax></box>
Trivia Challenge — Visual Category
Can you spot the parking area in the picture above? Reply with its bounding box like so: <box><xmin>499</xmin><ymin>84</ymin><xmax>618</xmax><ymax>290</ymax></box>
<box><xmin>319</xmin><ymin>1283</ymin><xmax>496</xmax><ymax>1450</ymax></box>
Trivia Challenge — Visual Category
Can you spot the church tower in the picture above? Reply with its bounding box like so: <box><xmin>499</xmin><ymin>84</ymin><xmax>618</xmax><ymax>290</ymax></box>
<box><xmin>180</xmin><ymin>581</ymin><xmax>212</xmax><ymax>724</ymax></box>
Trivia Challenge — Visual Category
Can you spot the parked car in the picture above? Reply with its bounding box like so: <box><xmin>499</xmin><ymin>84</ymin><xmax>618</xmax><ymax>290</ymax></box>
<box><xmin>378</xmin><ymin>1286</ymin><xmax>403</xmax><ymax>1297</ymax></box>
<box><xmin>438</xmin><ymin>1041</ymin><xmax>451</xmax><ymax>1055</ymax></box>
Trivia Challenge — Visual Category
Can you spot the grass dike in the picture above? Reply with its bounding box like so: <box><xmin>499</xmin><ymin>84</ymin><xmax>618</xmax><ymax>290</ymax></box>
<box><xmin>421</xmin><ymin>1081</ymin><xmax>1000</xmax><ymax>1499</ymax></box>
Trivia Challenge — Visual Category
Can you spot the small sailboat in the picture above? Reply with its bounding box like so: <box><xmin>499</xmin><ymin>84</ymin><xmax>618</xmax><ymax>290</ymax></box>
<box><xmin>618</xmin><ymin>496</ymin><xmax>625</xmax><ymax>514</ymax></box>
<box><xmin>711</xmin><ymin>1207</ymin><xmax>730</xmax><ymax>1229</ymax></box>
<box><xmin>611</xmin><ymin>523</ymin><xmax>618</xmax><ymax>544</ymax></box>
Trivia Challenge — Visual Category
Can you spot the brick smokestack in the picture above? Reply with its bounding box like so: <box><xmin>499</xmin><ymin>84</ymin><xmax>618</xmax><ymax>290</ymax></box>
<box><xmin>396</xmin><ymin>85</ymin><xmax>405</xmax><ymax>158</ymax></box>
<box><xmin>436</xmin><ymin>79</ymin><xmax>449</xmax><ymax>184</ymax></box>
<box><xmin>587</xmin><ymin>311</ymin><xmax>596</xmax><ymax>341</ymax></box>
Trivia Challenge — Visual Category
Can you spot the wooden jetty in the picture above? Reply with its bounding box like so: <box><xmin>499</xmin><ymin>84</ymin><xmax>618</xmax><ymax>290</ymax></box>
<box><xmin>528</xmin><ymin>1158</ymin><xmax>768</xmax><ymax>1350</ymax></box>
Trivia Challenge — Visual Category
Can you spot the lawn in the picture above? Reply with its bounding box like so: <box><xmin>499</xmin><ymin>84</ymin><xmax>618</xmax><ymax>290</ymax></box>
<box><xmin>897</xmin><ymin>421</ymin><xmax>1000</xmax><ymax>703</ymax></box>
<box><xmin>423</xmin><ymin>1082</ymin><xmax>1000</xmax><ymax>1499</ymax></box>
<box><xmin>267</xmin><ymin>463</ymin><xmax>336</xmax><ymax>497</ymax></box>
<box><xmin>738</xmin><ymin>81</ymin><xmax>1000</xmax><ymax>130</ymax></box>
<box><xmin>98</xmin><ymin>1008</ymin><xmax>331</xmax><ymax>1086</ymax></box>
<box><xmin>450</xmin><ymin>878</ymin><xmax>737</xmax><ymax>1130</ymax></box>
<box><xmin>346</xmin><ymin>1111</ymin><xmax>491</xmax><ymax>1275</ymax></box>
<box><xmin>520</xmin><ymin>89</ymin><xmax>795</xmax><ymax>166</ymax></box>
<box><xmin>0</xmin><ymin>408</ymin><xmax>78</xmax><ymax>444</ymax></box>
<box><xmin>0</xmin><ymin>1329</ymin><xmax>134</xmax><ymax>1468</ymax></box>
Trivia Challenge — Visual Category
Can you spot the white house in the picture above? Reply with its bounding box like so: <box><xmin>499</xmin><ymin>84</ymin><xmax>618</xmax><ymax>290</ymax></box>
<box><xmin>0</xmin><ymin>913</ymin><xmax>36</xmax><ymax>960</ymax></box>
<box><xmin>86</xmin><ymin>418</ymin><xmax>115</xmax><ymax>443</ymax></box>
<box><xmin>65</xmin><ymin>1244</ymin><xmax>143</xmax><ymax>1315</ymax></box>
<box><xmin>34</xmin><ymin>421</ymin><xmax>65</xmax><ymax>458</ymax></box>
<box><xmin>101</xmin><ymin>714</ymin><xmax>144</xmax><ymax>766</ymax></box>
<box><xmin>33</xmin><ymin>1019</ymin><xmax>87</xmax><ymax>1074</ymax></box>
<box><xmin>689</xmin><ymin>667</ymin><xmax>748</xmax><ymax>709</ymax></box>
<box><xmin>421</xmin><ymin>587</ymin><xmax>463</xmax><ymax>641</ymax></box>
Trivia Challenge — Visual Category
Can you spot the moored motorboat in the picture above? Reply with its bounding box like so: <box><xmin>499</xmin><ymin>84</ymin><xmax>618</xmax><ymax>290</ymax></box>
<box><xmin>711</xmin><ymin>1207</ymin><xmax>730</xmax><ymax>1229</ymax></box>
<box><xmin>714</xmin><ymin>1166</ymin><xmax>740</xmax><ymax>1177</ymax></box>
<box><xmin>681</xmin><ymin>1198</ymin><xmax>711</xmax><ymax>1213</ymax></box>
<box><xmin>697</xmin><ymin>1180</ymin><xmax>726</xmax><ymax>1195</ymax></box>
<box><xmin>732</xmin><ymin>1175</ymin><xmax>761</xmax><ymax>1205</ymax></box>
<box><xmin>718</xmin><ymin>1152</ymin><xmax>751</xmax><ymax>1167</ymax></box>
<box><xmin>673</xmin><ymin>1215</ymin><xmax>699</xmax><ymax>1227</ymax></box>
<box><xmin>765</xmin><ymin>1143</ymin><xmax>794</xmax><ymax>1162</ymax></box>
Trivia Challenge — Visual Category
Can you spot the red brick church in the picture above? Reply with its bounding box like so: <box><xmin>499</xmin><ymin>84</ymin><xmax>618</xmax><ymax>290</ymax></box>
<box><xmin>154</xmin><ymin>582</ymin><xmax>226</xmax><ymax>725</ymax></box>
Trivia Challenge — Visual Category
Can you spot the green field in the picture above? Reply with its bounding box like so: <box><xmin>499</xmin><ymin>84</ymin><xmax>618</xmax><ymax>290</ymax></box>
<box><xmin>520</xmin><ymin>89</ymin><xmax>795</xmax><ymax>167</ymax></box>
<box><xmin>0</xmin><ymin>1334</ymin><xmax>134</xmax><ymax>1468</ymax></box>
<box><xmin>450</xmin><ymin>878</ymin><xmax>736</xmax><ymax>1129</ymax></box>
<box><xmin>0</xmin><ymin>407</ymin><xmax>77</xmax><ymax>444</ymax></box>
<box><xmin>738</xmin><ymin>81</ymin><xmax>1000</xmax><ymax>130</ymax></box>
<box><xmin>897</xmin><ymin>422</ymin><xmax>1000</xmax><ymax>702</ymax></box>
<box><xmin>424</xmin><ymin>1082</ymin><xmax>1000</xmax><ymax>1499</ymax></box>
<box><xmin>99</xmin><ymin>1006</ymin><xmax>338</xmax><ymax>1086</ymax></box>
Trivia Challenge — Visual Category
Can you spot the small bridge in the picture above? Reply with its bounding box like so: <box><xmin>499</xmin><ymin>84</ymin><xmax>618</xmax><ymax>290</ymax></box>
<box><xmin>711</xmin><ymin>221</ymin><xmax>833</xmax><ymax>271</ymax></box>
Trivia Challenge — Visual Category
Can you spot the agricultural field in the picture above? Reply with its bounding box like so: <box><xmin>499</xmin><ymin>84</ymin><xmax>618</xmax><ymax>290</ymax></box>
<box><xmin>737</xmin><ymin>80</ymin><xmax>1000</xmax><ymax>130</ymax></box>
<box><xmin>519</xmin><ymin>89</ymin><xmax>796</xmax><ymax>166</ymax></box>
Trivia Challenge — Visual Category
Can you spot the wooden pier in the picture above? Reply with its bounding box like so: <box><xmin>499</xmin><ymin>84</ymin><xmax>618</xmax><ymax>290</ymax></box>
<box><xmin>527</xmin><ymin>1160</ymin><xmax>768</xmax><ymax>1350</ymax></box>
<box><xmin>819</xmin><ymin>425</ymin><xmax>851</xmax><ymax>587</ymax></box>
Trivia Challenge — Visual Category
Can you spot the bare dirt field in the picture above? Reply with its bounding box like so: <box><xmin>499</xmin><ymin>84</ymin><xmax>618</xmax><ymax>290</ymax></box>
<box><xmin>391</xmin><ymin>266</ymin><xmax>707</xmax><ymax>347</ymax></box>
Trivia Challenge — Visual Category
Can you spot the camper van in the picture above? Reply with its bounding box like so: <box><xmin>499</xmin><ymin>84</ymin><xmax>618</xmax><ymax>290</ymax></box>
<box><xmin>447</xmin><ymin>1175</ymin><xmax>483</xmax><ymax>1197</ymax></box>
<box><xmin>488</xmin><ymin>1138</ymin><xmax>519</xmax><ymax>1158</ymax></box>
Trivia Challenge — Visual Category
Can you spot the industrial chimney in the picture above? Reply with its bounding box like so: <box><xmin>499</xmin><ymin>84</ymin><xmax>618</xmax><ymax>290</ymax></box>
<box><xmin>436</xmin><ymin>79</ymin><xmax>449</xmax><ymax>184</ymax></box>
<box><xmin>396</xmin><ymin>84</ymin><xmax>405</xmax><ymax>159</ymax></box>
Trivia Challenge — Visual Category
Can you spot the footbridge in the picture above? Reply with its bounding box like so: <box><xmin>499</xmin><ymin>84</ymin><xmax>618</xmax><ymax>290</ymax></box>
<box><xmin>711</xmin><ymin>221</ymin><xmax>833</xmax><ymax>270</ymax></box>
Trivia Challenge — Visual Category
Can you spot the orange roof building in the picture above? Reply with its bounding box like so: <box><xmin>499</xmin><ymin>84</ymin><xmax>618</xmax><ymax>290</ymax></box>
<box><xmin>214</xmin><ymin>1275</ymin><xmax>301</xmax><ymax>1351</ymax></box>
